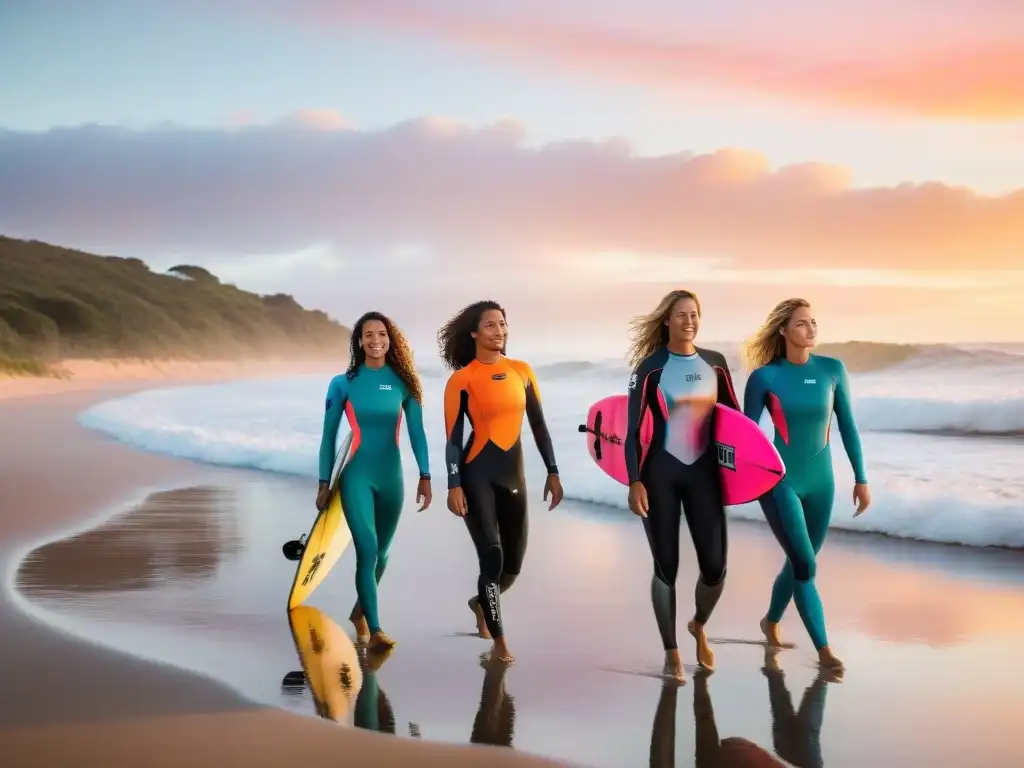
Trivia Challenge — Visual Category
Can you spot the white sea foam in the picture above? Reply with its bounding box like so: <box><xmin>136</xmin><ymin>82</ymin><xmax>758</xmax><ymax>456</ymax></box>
<box><xmin>77</xmin><ymin>354</ymin><xmax>1024</xmax><ymax>549</ymax></box>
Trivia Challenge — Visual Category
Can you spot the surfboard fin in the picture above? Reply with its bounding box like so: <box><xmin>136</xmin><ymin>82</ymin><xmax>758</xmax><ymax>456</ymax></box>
<box><xmin>576</xmin><ymin>411</ymin><xmax>604</xmax><ymax>460</ymax></box>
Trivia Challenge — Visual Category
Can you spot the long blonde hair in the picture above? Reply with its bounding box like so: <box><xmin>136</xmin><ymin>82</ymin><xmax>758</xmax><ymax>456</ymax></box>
<box><xmin>741</xmin><ymin>298</ymin><xmax>810</xmax><ymax>371</ymax></box>
<box><xmin>625</xmin><ymin>289</ymin><xmax>702</xmax><ymax>369</ymax></box>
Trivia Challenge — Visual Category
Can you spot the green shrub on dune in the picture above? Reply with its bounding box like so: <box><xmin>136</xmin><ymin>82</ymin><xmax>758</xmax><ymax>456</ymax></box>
<box><xmin>0</xmin><ymin>236</ymin><xmax>350</xmax><ymax>376</ymax></box>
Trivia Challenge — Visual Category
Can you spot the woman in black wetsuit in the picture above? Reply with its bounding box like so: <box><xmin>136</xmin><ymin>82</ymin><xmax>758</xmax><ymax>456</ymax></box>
<box><xmin>438</xmin><ymin>300</ymin><xmax>563</xmax><ymax>665</ymax></box>
<box><xmin>624</xmin><ymin>289</ymin><xmax>740</xmax><ymax>682</ymax></box>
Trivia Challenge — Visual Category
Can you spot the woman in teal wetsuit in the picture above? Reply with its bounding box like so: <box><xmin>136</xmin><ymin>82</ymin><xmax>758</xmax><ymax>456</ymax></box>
<box><xmin>316</xmin><ymin>311</ymin><xmax>432</xmax><ymax>651</ymax></box>
<box><xmin>741</xmin><ymin>299</ymin><xmax>871</xmax><ymax>671</ymax></box>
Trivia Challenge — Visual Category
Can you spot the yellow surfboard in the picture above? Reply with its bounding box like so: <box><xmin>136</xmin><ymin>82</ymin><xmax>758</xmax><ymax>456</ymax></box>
<box><xmin>287</xmin><ymin>605</ymin><xmax>363</xmax><ymax>722</ymax></box>
<box><xmin>286</xmin><ymin>431</ymin><xmax>355</xmax><ymax>610</ymax></box>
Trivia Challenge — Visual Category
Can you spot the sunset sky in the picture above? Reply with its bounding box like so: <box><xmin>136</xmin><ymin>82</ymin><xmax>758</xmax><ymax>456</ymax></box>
<box><xmin>1</xmin><ymin>0</ymin><xmax>1023</xmax><ymax>350</ymax></box>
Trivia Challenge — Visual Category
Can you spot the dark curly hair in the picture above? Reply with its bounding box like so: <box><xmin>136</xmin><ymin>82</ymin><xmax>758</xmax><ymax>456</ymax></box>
<box><xmin>436</xmin><ymin>300</ymin><xmax>507</xmax><ymax>370</ymax></box>
<box><xmin>346</xmin><ymin>311</ymin><xmax>423</xmax><ymax>403</ymax></box>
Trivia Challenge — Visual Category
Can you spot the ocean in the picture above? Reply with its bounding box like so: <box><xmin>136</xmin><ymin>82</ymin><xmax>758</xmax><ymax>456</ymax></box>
<box><xmin>77</xmin><ymin>343</ymin><xmax>1024</xmax><ymax>549</ymax></box>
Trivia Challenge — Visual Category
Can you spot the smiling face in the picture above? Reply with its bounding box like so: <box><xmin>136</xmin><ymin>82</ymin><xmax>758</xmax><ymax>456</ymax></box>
<box><xmin>782</xmin><ymin>304</ymin><xmax>817</xmax><ymax>349</ymax></box>
<box><xmin>360</xmin><ymin>319</ymin><xmax>390</xmax><ymax>361</ymax></box>
<box><xmin>665</xmin><ymin>296</ymin><xmax>701</xmax><ymax>345</ymax></box>
<box><xmin>471</xmin><ymin>308</ymin><xmax>507</xmax><ymax>354</ymax></box>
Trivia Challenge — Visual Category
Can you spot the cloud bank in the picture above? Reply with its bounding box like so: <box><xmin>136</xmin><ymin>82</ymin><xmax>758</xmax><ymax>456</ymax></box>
<box><xmin>231</xmin><ymin>0</ymin><xmax>1024</xmax><ymax>120</ymax></box>
<box><xmin>1</xmin><ymin>114</ymin><xmax>1022</xmax><ymax>272</ymax></box>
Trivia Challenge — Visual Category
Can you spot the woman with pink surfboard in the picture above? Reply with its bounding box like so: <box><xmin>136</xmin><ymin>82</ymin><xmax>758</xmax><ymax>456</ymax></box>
<box><xmin>622</xmin><ymin>288</ymin><xmax>742</xmax><ymax>683</ymax></box>
<box><xmin>742</xmin><ymin>298</ymin><xmax>871</xmax><ymax>672</ymax></box>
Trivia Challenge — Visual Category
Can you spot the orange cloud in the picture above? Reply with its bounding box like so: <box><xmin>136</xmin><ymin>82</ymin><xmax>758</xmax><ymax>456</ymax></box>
<box><xmin>1</xmin><ymin>115</ymin><xmax>1022</xmax><ymax>273</ymax></box>
<box><xmin>241</xmin><ymin>0</ymin><xmax>1024</xmax><ymax>121</ymax></box>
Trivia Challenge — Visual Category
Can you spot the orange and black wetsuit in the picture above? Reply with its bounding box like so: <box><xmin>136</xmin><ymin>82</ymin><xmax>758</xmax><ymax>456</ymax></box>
<box><xmin>443</xmin><ymin>356</ymin><xmax>558</xmax><ymax>639</ymax></box>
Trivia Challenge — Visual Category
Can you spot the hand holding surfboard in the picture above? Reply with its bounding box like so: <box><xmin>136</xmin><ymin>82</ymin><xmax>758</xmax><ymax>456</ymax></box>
<box><xmin>580</xmin><ymin>395</ymin><xmax>785</xmax><ymax>506</ymax></box>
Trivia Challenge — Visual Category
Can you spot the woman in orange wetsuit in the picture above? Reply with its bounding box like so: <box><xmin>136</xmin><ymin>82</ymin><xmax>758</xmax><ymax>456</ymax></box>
<box><xmin>438</xmin><ymin>300</ymin><xmax>564</xmax><ymax>664</ymax></box>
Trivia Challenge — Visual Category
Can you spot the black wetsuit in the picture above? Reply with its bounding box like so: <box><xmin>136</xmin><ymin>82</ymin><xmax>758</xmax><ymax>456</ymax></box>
<box><xmin>624</xmin><ymin>346</ymin><xmax>740</xmax><ymax>650</ymax></box>
<box><xmin>443</xmin><ymin>356</ymin><xmax>558</xmax><ymax>640</ymax></box>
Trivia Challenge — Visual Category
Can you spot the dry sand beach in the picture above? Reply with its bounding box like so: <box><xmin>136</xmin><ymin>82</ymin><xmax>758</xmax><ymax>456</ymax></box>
<box><xmin>3</xmin><ymin>366</ymin><xmax>1024</xmax><ymax>767</ymax></box>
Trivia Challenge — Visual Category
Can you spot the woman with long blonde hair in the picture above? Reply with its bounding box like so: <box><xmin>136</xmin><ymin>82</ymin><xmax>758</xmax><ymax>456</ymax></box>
<box><xmin>741</xmin><ymin>298</ymin><xmax>871</xmax><ymax>671</ymax></box>
<box><xmin>623</xmin><ymin>289</ymin><xmax>740</xmax><ymax>683</ymax></box>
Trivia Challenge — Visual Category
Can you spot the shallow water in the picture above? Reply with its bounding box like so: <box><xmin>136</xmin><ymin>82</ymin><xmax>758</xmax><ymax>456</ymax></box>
<box><xmin>16</xmin><ymin>475</ymin><xmax>1024</xmax><ymax>767</ymax></box>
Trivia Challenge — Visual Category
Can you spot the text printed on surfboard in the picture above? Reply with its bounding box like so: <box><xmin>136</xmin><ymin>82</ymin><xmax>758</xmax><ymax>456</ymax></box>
<box><xmin>716</xmin><ymin>442</ymin><xmax>736</xmax><ymax>471</ymax></box>
<box><xmin>302</xmin><ymin>552</ymin><xmax>326</xmax><ymax>586</ymax></box>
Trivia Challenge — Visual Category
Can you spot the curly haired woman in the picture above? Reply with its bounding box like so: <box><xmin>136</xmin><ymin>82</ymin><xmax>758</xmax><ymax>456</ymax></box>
<box><xmin>438</xmin><ymin>300</ymin><xmax>563</xmax><ymax>664</ymax></box>
<box><xmin>316</xmin><ymin>311</ymin><xmax>432</xmax><ymax>652</ymax></box>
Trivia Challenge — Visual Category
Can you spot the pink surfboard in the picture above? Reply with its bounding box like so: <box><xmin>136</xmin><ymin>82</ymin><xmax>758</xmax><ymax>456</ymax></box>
<box><xmin>578</xmin><ymin>395</ymin><xmax>785</xmax><ymax>506</ymax></box>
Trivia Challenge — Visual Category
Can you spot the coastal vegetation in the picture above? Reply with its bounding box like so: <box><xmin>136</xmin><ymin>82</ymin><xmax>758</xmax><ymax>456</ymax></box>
<box><xmin>0</xmin><ymin>236</ymin><xmax>349</xmax><ymax>376</ymax></box>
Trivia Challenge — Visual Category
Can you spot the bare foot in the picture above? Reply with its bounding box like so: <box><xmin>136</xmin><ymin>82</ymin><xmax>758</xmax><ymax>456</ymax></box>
<box><xmin>760</xmin><ymin>617</ymin><xmax>794</xmax><ymax>649</ymax></box>
<box><xmin>817</xmin><ymin>646</ymin><xmax>844</xmax><ymax>671</ymax></box>
<box><xmin>687</xmin><ymin>619</ymin><xmax>715</xmax><ymax>671</ymax></box>
<box><xmin>350</xmin><ymin>604</ymin><xmax>370</xmax><ymax>645</ymax></box>
<box><xmin>761</xmin><ymin>646</ymin><xmax>783</xmax><ymax>675</ymax></box>
<box><xmin>469</xmin><ymin>597</ymin><xmax>492</xmax><ymax>640</ymax></box>
<box><xmin>488</xmin><ymin>637</ymin><xmax>514</xmax><ymax>665</ymax></box>
<box><xmin>364</xmin><ymin>645</ymin><xmax>394</xmax><ymax>671</ymax></box>
<box><xmin>366</xmin><ymin>630</ymin><xmax>397</xmax><ymax>652</ymax></box>
<box><xmin>816</xmin><ymin>665</ymin><xmax>845</xmax><ymax>684</ymax></box>
<box><xmin>663</xmin><ymin>649</ymin><xmax>685</xmax><ymax>683</ymax></box>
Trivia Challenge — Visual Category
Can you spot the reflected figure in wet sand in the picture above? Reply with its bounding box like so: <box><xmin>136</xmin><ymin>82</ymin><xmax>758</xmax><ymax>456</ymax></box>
<box><xmin>649</xmin><ymin>671</ymin><xmax>786</xmax><ymax>768</ymax></box>
<box><xmin>470</xmin><ymin>654</ymin><xmax>517</xmax><ymax>749</ymax></box>
<box><xmin>353</xmin><ymin>647</ymin><xmax>398</xmax><ymax>734</ymax></box>
<box><xmin>283</xmin><ymin>605</ymin><xmax>422</xmax><ymax>738</ymax></box>
<box><xmin>283</xmin><ymin>606</ymin><xmax>363</xmax><ymax>722</ymax></box>
<box><xmin>762</xmin><ymin>648</ymin><xmax>837</xmax><ymax>768</ymax></box>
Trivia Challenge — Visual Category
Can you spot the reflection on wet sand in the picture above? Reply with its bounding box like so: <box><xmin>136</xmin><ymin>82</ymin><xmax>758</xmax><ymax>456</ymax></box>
<box><xmin>284</xmin><ymin>606</ymin><xmax>417</xmax><ymax>737</ymax></box>
<box><xmin>16</xmin><ymin>486</ymin><xmax>241</xmax><ymax>597</ymax></box>
<box><xmin>285</xmin><ymin>606</ymin><xmax>364</xmax><ymax>722</ymax></box>
<box><xmin>649</xmin><ymin>662</ymin><xmax>833</xmax><ymax>768</ymax></box>
<box><xmin>284</xmin><ymin>606</ymin><xmax>518</xmax><ymax>751</ymax></box>
<box><xmin>354</xmin><ymin>648</ymin><xmax>402</xmax><ymax>735</ymax></box>
<box><xmin>471</xmin><ymin>655</ymin><xmax>516</xmax><ymax>749</ymax></box>
<box><xmin>763</xmin><ymin>648</ymin><xmax>834</xmax><ymax>768</ymax></box>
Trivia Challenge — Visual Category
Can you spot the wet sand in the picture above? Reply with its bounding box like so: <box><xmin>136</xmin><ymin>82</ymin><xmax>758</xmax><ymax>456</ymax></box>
<box><xmin>0</xmin><ymin>387</ymin><xmax>574</xmax><ymax>768</ymax></box>
<box><xmin>6</xmin><ymin>392</ymin><xmax>1024</xmax><ymax>765</ymax></box>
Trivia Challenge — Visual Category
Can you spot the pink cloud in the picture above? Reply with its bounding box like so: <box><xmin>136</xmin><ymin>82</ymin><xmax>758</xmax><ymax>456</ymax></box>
<box><xmin>1</xmin><ymin>114</ymin><xmax>1022</xmax><ymax>273</ymax></box>
<box><xmin>234</xmin><ymin>0</ymin><xmax>1024</xmax><ymax>121</ymax></box>
<box><xmin>279</xmin><ymin>109</ymin><xmax>352</xmax><ymax>131</ymax></box>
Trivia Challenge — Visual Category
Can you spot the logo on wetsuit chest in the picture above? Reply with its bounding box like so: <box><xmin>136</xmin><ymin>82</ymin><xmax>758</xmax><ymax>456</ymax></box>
<box><xmin>379</xmin><ymin>384</ymin><xmax>393</xmax><ymax>390</ymax></box>
<box><xmin>804</xmin><ymin>379</ymin><xmax>816</xmax><ymax>384</ymax></box>
<box><xmin>491</xmin><ymin>372</ymin><xmax>507</xmax><ymax>381</ymax></box>
<box><xmin>716</xmin><ymin>441</ymin><xmax>736</xmax><ymax>471</ymax></box>
<box><xmin>686</xmin><ymin>373</ymin><xmax>702</xmax><ymax>382</ymax></box>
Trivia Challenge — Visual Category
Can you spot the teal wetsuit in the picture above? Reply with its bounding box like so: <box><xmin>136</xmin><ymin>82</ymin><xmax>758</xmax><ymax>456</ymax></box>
<box><xmin>318</xmin><ymin>363</ymin><xmax>430</xmax><ymax>634</ymax></box>
<box><xmin>742</xmin><ymin>354</ymin><xmax>867</xmax><ymax>650</ymax></box>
